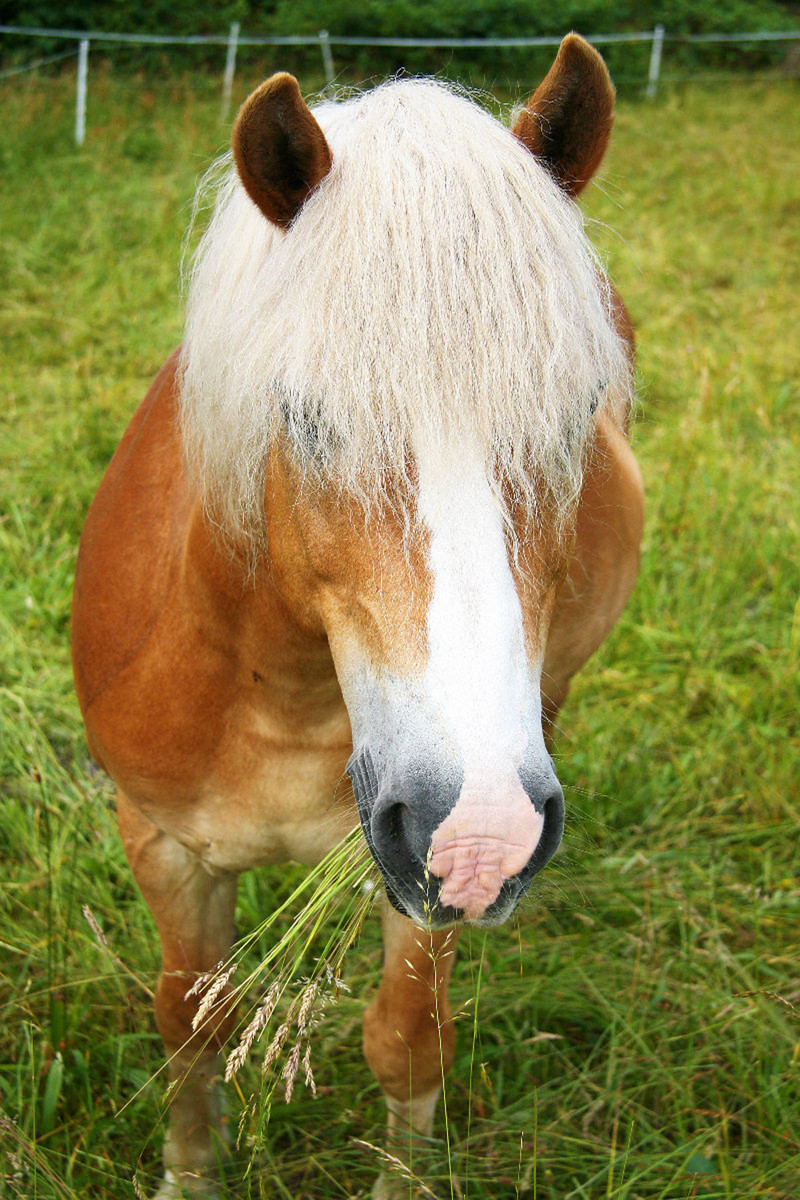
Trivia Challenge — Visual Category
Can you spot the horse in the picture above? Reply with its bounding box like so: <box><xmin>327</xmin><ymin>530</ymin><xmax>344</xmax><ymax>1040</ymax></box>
<box><xmin>71</xmin><ymin>34</ymin><xmax>643</xmax><ymax>1199</ymax></box>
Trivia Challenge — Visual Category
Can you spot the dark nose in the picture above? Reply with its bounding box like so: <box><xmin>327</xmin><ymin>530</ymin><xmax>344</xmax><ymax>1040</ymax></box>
<box><xmin>348</xmin><ymin>748</ymin><xmax>565</xmax><ymax>926</ymax></box>
<box><xmin>370</xmin><ymin>773</ymin><xmax>453</xmax><ymax>875</ymax></box>
<box><xmin>367</xmin><ymin>758</ymin><xmax>461</xmax><ymax>902</ymax></box>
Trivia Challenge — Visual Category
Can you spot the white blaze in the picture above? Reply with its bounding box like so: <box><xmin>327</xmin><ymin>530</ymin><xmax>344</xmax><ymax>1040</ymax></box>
<box><xmin>415</xmin><ymin>432</ymin><xmax>530</xmax><ymax>773</ymax></box>
<box><xmin>414</xmin><ymin>432</ymin><xmax>547</xmax><ymax>917</ymax></box>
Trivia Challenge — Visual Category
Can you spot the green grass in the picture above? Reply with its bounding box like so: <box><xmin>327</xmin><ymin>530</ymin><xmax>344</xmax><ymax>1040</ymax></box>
<box><xmin>1</xmin><ymin>64</ymin><xmax>799</xmax><ymax>1199</ymax></box>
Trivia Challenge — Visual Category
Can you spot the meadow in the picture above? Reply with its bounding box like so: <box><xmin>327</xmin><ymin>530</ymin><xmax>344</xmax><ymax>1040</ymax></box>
<box><xmin>1</xmin><ymin>61</ymin><xmax>798</xmax><ymax>1199</ymax></box>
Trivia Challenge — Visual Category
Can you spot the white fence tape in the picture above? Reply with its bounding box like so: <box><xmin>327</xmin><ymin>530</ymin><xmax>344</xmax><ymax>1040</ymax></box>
<box><xmin>1</xmin><ymin>22</ymin><xmax>798</xmax><ymax>145</ymax></box>
<box><xmin>0</xmin><ymin>46</ymin><xmax>77</xmax><ymax>79</ymax></box>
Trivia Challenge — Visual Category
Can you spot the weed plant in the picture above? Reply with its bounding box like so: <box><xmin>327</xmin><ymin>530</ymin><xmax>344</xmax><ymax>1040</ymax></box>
<box><xmin>1</xmin><ymin>65</ymin><xmax>798</xmax><ymax>1198</ymax></box>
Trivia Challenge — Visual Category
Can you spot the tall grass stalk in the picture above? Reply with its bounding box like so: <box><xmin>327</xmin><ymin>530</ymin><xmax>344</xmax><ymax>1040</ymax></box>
<box><xmin>175</xmin><ymin>830</ymin><xmax>377</xmax><ymax>1118</ymax></box>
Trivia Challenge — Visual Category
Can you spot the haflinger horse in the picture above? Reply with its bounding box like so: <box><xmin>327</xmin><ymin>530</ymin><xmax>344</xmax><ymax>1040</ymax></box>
<box><xmin>72</xmin><ymin>34</ymin><xmax>643</xmax><ymax>1199</ymax></box>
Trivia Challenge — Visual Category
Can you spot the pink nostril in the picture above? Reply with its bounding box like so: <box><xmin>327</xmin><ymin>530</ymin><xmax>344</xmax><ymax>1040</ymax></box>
<box><xmin>428</xmin><ymin>778</ymin><xmax>545</xmax><ymax>917</ymax></box>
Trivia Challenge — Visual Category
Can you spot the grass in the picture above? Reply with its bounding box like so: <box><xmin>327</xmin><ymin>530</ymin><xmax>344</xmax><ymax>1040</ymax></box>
<box><xmin>1</xmin><ymin>61</ymin><xmax>799</xmax><ymax>1199</ymax></box>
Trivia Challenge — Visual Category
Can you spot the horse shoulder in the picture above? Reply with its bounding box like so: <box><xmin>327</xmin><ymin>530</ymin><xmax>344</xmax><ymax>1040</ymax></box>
<box><xmin>72</xmin><ymin>350</ymin><xmax>191</xmax><ymax>726</ymax></box>
<box><xmin>70</xmin><ymin>355</ymin><xmax>264</xmax><ymax>780</ymax></box>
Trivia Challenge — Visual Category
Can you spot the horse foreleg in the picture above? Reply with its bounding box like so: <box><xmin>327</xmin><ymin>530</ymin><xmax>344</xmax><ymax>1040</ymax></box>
<box><xmin>363</xmin><ymin>900</ymin><xmax>460</xmax><ymax>1199</ymax></box>
<box><xmin>117</xmin><ymin>791</ymin><xmax>239</xmax><ymax>1198</ymax></box>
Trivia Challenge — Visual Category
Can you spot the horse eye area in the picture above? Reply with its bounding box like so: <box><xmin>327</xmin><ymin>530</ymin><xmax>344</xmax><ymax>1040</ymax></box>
<box><xmin>279</xmin><ymin>396</ymin><xmax>335</xmax><ymax>464</ymax></box>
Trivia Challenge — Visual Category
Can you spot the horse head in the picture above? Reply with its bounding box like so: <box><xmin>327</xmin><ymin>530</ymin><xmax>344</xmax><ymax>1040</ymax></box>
<box><xmin>181</xmin><ymin>37</ymin><xmax>627</xmax><ymax>929</ymax></box>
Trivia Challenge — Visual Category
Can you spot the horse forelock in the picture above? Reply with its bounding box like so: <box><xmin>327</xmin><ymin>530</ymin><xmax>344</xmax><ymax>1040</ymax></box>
<box><xmin>179</xmin><ymin>78</ymin><xmax>632</xmax><ymax>550</ymax></box>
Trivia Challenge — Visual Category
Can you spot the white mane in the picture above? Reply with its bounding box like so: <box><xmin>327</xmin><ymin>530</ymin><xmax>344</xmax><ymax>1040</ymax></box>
<box><xmin>180</xmin><ymin>79</ymin><xmax>632</xmax><ymax>547</ymax></box>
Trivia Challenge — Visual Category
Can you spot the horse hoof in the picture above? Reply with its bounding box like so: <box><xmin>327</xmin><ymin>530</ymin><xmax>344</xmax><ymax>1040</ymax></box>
<box><xmin>151</xmin><ymin>1168</ymin><xmax>221</xmax><ymax>1199</ymax></box>
<box><xmin>372</xmin><ymin>1171</ymin><xmax>431</xmax><ymax>1200</ymax></box>
<box><xmin>371</xmin><ymin>1174</ymin><xmax>399</xmax><ymax>1200</ymax></box>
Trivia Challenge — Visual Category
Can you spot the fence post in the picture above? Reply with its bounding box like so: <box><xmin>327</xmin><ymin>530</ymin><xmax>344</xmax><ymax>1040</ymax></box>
<box><xmin>75</xmin><ymin>38</ymin><xmax>89</xmax><ymax>145</ymax></box>
<box><xmin>646</xmin><ymin>24</ymin><xmax>665</xmax><ymax>98</ymax></box>
<box><xmin>318</xmin><ymin>29</ymin><xmax>334</xmax><ymax>84</ymax></box>
<box><xmin>221</xmin><ymin>21</ymin><xmax>239</xmax><ymax>121</ymax></box>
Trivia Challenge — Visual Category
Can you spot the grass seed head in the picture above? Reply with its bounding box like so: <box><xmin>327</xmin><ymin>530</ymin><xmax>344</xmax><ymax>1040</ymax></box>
<box><xmin>191</xmin><ymin>963</ymin><xmax>237</xmax><ymax>1030</ymax></box>
<box><xmin>282</xmin><ymin>1040</ymin><xmax>302</xmax><ymax>1103</ymax></box>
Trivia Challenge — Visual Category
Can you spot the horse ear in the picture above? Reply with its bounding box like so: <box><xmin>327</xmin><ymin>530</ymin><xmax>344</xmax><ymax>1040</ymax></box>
<box><xmin>512</xmin><ymin>34</ymin><xmax>614</xmax><ymax>198</ymax></box>
<box><xmin>233</xmin><ymin>73</ymin><xmax>333</xmax><ymax>228</ymax></box>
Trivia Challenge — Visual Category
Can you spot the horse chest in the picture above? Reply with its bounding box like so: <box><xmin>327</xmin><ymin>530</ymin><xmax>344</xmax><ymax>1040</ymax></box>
<box><xmin>134</xmin><ymin>685</ymin><xmax>357</xmax><ymax>869</ymax></box>
<box><xmin>183</xmin><ymin>704</ymin><xmax>357</xmax><ymax>871</ymax></box>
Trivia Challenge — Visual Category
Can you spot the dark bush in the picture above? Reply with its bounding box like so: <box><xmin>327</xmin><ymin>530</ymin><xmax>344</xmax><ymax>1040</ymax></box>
<box><xmin>2</xmin><ymin>0</ymin><xmax>798</xmax><ymax>81</ymax></box>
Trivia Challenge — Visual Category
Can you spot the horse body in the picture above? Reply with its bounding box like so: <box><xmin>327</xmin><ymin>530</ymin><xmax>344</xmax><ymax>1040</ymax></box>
<box><xmin>72</xmin><ymin>35</ymin><xmax>643</xmax><ymax>1198</ymax></box>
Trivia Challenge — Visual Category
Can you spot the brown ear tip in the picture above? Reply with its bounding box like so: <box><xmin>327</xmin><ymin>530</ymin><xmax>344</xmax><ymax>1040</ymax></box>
<box><xmin>239</xmin><ymin>72</ymin><xmax>301</xmax><ymax>116</ymax></box>
<box><xmin>561</xmin><ymin>32</ymin><xmax>609</xmax><ymax>68</ymax></box>
<box><xmin>262</xmin><ymin>72</ymin><xmax>301</xmax><ymax>98</ymax></box>
<box><xmin>562</xmin><ymin>32</ymin><xmax>590</xmax><ymax>50</ymax></box>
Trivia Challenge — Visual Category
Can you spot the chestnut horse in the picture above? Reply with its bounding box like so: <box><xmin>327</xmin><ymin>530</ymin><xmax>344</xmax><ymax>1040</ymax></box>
<box><xmin>72</xmin><ymin>35</ymin><xmax>643</xmax><ymax>1199</ymax></box>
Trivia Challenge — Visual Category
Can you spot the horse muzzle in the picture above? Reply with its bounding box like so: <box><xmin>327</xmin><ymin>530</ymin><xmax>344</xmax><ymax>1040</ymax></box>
<box><xmin>347</xmin><ymin>747</ymin><xmax>564</xmax><ymax>928</ymax></box>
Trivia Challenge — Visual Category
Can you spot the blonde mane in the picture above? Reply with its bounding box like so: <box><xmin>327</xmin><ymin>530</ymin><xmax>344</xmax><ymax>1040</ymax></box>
<box><xmin>180</xmin><ymin>79</ymin><xmax>632</xmax><ymax>547</ymax></box>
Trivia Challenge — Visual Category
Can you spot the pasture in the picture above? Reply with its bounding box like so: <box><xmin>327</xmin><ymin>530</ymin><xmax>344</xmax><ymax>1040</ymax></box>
<box><xmin>1</xmin><ymin>65</ymin><xmax>799</xmax><ymax>1199</ymax></box>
